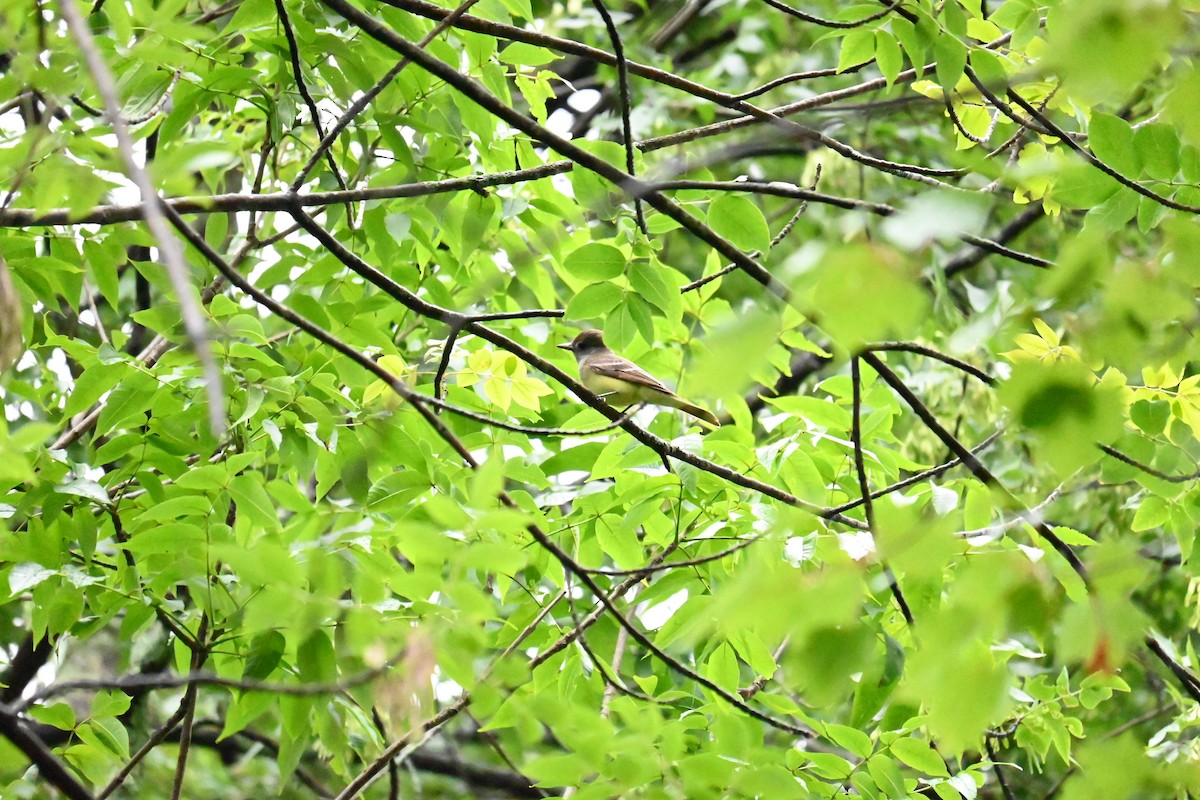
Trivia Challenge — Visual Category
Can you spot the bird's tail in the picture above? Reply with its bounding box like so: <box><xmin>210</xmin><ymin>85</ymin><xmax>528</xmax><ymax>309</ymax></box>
<box><xmin>663</xmin><ymin>395</ymin><xmax>721</xmax><ymax>427</ymax></box>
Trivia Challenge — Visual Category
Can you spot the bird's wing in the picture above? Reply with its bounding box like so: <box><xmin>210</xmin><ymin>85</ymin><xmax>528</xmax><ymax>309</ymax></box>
<box><xmin>586</xmin><ymin>354</ymin><xmax>675</xmax><ymax>395</ymax></box>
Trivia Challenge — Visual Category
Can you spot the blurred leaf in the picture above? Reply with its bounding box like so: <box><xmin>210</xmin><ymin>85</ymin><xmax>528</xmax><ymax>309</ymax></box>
<box><xmin>801</xmin><ymin>244</ymin><xmax>929</xmax><ymax>351</ymax></box>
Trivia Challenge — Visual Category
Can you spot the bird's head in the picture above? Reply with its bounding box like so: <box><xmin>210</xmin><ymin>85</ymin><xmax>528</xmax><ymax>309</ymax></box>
<box><xmin>557</xmin><ymin>329</ymin><xmax>607</xmax><ymax>355</ymax></box>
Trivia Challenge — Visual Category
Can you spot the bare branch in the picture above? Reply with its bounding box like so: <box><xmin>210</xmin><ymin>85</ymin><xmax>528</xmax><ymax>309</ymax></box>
<box><xmin>58</xmin><ymin>0</ymin><xmax>226</xmax><ymax>435</ymax></box>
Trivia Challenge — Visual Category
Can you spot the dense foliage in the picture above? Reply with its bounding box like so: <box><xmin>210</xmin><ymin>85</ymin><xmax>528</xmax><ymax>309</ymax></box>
<box><xmin>2</xmin><ymin>0</ymin><xmax>1200</xmax><ymax>797</ymax></box>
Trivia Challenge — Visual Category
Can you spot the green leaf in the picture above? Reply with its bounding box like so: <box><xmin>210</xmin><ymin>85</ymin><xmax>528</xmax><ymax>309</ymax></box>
<box><xmin>999</xmin><ymin>359</ymin><xmax>1125</xmax><ymax>475</ymax></box>
<box><xmin>122</xmin><ymin>523</ymin><xmax>205</xmax><ymax>556</ymax></box>
<box><xmin>628</xmin><ymin>264</ymin><xmax>681</xmax><ymax>319</ymax></box>
<box><xmin>228</xmin><ymin>473</ymin><xmax>280</xmax><ymax>531</ymax></box>
<box><xmin>1089</xmin><ymin>113</ymin><xmax>1140</xmax><ymax>176</ymax></box>
<box><xmin>29</xmin><ymin>702</ymin><xmax>76</xmax><ymax>731</ymax></box>
<box><xmin>934</xmin><ymin>35</ymin><xmax>966</xmax><ymax>91</ymax></box>
<box><xmin>890</xmin><ymin>737</ymin><xmax>950</xmax><ymax>777</ymax></box>
<box><xmin>566</xmin><ymin>282</ymin><xmax>624</xmax><ymax>321</ymax></box>
<box><xmin>243</xmin><ymin>630</ymin><xmax>287</xmax><ymax>680</ymax></box>
<box><xmin>1046</xmin><ymin>1</ymin><xmax>1183</xmax><ymax>103</ymax></box>
<box><xmin>91</xmin><ymin>690</ymin><xmax>132</xmax><ymax>719</ymax></box>
<box><xmin>498</xmin><ymin>42</ymin><xmax>560</xmax><ymax>66</ymax></box>
<box><xmin>875</xmin><ymin>31</ymin><xmax>903</xmax><ymax>85</ymax></box>
<box><xmin>824</xmin><ymin>723</ymin><xmax>873</xmax><ymax>759</ymax></box>
<box><xmin>704</xmin><ymin>643</ymin><xmax>739</xmax><ymax>692</ymax></box>
<box><xmin>1135</xmin><ymin>123</ymin><xmax>1181</xmax><ymax>180</ymax></box>
<box><xmin>1166</xmin><ymin>64</ymin><xmax>1200</xmax><ymax>149</ymax></box>
<box><xmin>96</xmin><ymin>371</ymin><xmax>158</xmax><ymax>435</ymax></box>
<box><xmin>563</xmin><ymin>242</ymin><xmax>625</xmax><ymax>281</ymax></box>
<box><xmin>9</xmin><ymin>562</ymin><xmax>55</xmax><ymax>594</ymax></box>
<box><xmin>79</xmin><ymin>717</ymin><xmax>129</xmax><ymax>759</ymax></box>
<box><xmin>62</xmin><ymin>362</ymin><xmax>131</xmax><ymax>419</ymax></box>
<box><xmin>866</xmin><ymin>755</ymin><xmax>907</xmax><ymax>798</ymax></box>
<box><xmin>594</xmin><ymin>513</ymin><xmax>643</xmax><ymax>570</ymax></box>
<box><xmin>1131</xmin><ymin>495</ymin><xmax>1169</xmax><ymax>532</ymax></box>
<box><xmin>524</xmin><ymin>752</ymin><xmax>587</xmax><ymax>785</ymax></box>
<box><xmin>838</xmin><ymin>29</ymin><xmax>875</xmax><ymax>73</ymax></box>
<box><xmin>1130</xmin><ymin>399</ymin><xmax>1169</xmax><ymax>435</ymax></box>
<box><xmin>298</xmin><ymin>629</ymin><xmax>337</xmax><ymax>683</ymax></box>
<box><xmin>57</xmin><ymin>478</ymin><xmax>111</xmax><ymax>506</ymax></box>
<box><xmin>707</xmin><ymin>195</ymin><xmax>771</xmax><ymax>253</ymax></box>
<box><xmin>802</xmin><ymin>244</ymin><xmax>928</xmax><ymax>351</ymax></box>
<box><xmin>1052</xmin><ymin>163</ymin><xmax>1121</xmax><ymax>210</ymax></box>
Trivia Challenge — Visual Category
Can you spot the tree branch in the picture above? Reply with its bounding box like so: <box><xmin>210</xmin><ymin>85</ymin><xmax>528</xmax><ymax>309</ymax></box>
<box><xmin>58</xmin><ymin>0</ymin><xmax>225</xmax><ymax>436</ymax></box>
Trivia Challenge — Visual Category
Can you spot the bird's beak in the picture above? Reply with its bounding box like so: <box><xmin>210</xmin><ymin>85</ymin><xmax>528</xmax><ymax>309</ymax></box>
<box><xmin>556</xmin><ymin>343</ymin><xmax>572</xmax><ymax>351</ymax></box>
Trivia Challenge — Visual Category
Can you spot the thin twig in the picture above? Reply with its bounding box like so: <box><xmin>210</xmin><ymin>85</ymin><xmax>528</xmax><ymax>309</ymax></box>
<box><xmin>656</xmin><ymin>179</ymin><xmax>1052</xmax><ymax>268</ymax></box>
<box><xmin>683</xmin><ymin>166</ymin><xmax>821</xmax><ymax>293</ymax></box>
<box><xmin>273</xmin><ymin>0</ymin><xmax>348</xmax><ymax>192</ymax></box>
<box><xmin>984</xmin><ymin>737</ymin><xmax>1017</xmax><ymax>800</ymax></box>
<box><xmin>590</xmin><ymin>0</ymin><xmax>646</xmax><ymax>235</ymax></box>
<box><xmin>862</xmin><ymin>353</ymin><xmax>1087</xmax><ymax>579</ymax></box>
<box><xmin>864</xmin><ymin>341</ymin><xmax>996</xmax><ymax>385</ymax></box>
<box><xmin>291</xmin><ymin>0</ymin><xmax>483</xmax><ymax>189</ymax></box>
<box><xmin>97</xmin><ymin>688</ymin><xmax>192</xmax><ymax>799</ymax></box>
<box><xmin>19</xmin><ymin>653</ymin><xmax>405</xmax><ymax>709</ymax></box>
<box><xmin>758</xmin><ymin>0</ymin><xmax>906</xmax><ymax>29</ymax></box>
<box><xmin>852</xmin><ymin>357</ymin><xmax>913</xmax><ymax>624</ymax></box>
<box><xmin>823</xmin><ymin>430</ymin><xmax>1002</xmax><ymax>515</ymax></box>
<box><xmin>1005</xmin><ymin>85</ymin><xmax>1200</xmax><ymax>214</ymax></box>
<box><xmin>1099</xmin><ymin>444</ymin><xmax>1200</xmax><ymax>484</ymax></box>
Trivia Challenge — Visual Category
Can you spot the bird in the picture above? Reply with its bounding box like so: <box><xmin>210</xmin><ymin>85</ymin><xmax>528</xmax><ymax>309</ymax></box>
<box><xmin>557</xmin><ymin>329</ymin><xmax>720</xmax><ymax>427</ymax></box>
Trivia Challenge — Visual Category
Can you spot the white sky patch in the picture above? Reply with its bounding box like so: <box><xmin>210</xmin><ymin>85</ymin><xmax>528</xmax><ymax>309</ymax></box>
<box><xmin>638</xmin><ymin>587</ymin><xmax>687</xmax><ymax>631</ymax></box>
<box><xmin>784</xmin><ymin>534</ymin><xmax>817</xmax><ymax>566</ymax></box>
<box><xmin>567</xmin><ymin>88</ymin><xmax>601</xmax><ymax>114</ymax></box>
<box><xmin>545</xmin><ymin>107</ymin><xmax>575</xmax><ymax>138</ymax></box>
<box><xmin>434</xmin><ymin>674</ymin><xmax>464</xmax><ymax>703</ymax></box>
<box><xmin>549</xmin><ymin>169</ymin><xmax>574</xmax><ymax>199</ymax></box>
<box><xmin>492</xmin><ymin>248</ymin><xmax>514</xmax><ymax>276</ymax></box>
<box><xmin>45</xmin><ymin>348</ymin><xmax>73</xmax><ymax>386</ymax></box>
<box><xmin>837</xmin><ymin>531</ymin><xmax>875</xmax><ymax>562</ymax></box>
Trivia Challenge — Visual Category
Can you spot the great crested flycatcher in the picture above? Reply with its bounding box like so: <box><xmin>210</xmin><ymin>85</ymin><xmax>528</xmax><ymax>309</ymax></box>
<box><xmin>558</xmin><ymin>329</ymin><xmax>720</xmax><ymax>427</ymax></box>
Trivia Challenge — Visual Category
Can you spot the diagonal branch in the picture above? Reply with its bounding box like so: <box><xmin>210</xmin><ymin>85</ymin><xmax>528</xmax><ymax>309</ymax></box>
<box><xmin>291</xmin><ymin>0</ymin><xmax>482</xmax><ymax>190</ymax></box>
<box><xmin>58</xmin><ymin>0</ymin><xmax>226</xmax><ymax>435</ymax></box>
<box><xmin>759</xmin><ymin>0</ymin><xmax>907</xmax><ymax>28</ymax></box>
<box><xmin>591</xmin><ymin>0</ymin><xmax>646</xmax><ymax>234</ymax></box>
<box><xmin>852</xmin><ymin>357</ymin><xmax>914</xmax><ymax>624</ymax></box>
<box><xmin>273</xmin><ymin>0</ymin><xmax>348</xmax><ymax>192</ymax></box>
<box><xmin>0</xmin><ymin>704</ymin><xmax>96</xmax><ymax>800</ymax></box>
<box><xmin>860</xmin><ymin>352</ymin><xmax>1087</xmax><ymax>579</ymax></box>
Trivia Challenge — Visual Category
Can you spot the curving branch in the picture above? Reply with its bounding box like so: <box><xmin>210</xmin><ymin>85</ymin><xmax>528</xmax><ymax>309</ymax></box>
<box><xmin>590</xmin><ymin>0</ymin><xmax>646</xmax><ymax>235</ymax></box>
<box><xmin>758</xmin><ymin>0</ymin><xmax>908</xmax><ymax>29</ymax></box>
<box><xmin>852</xmin><ymin>357</ymin><xmax>914</xmax><ymax>624</ymax></box>
<box><xmin>860</xmin><ymin>353</ymin><xmax>1087</xmax><ymax>579</ymax></box>
<box><xmin>1004</xmin><ymin>88</ymin><xmax>1200</xmax><ymax>215</ymax></box>
<box><xmin>273</xmin><ymin>0</ymin><xmax>348</xmax><ymax>192</ymax></box>
<box><xmin>863</xmin><ymin>341</ymin><xmax>996</xmax><ymax>385</ymax></box>
<box><xmin>291</xmin><ymin>0</ymin><xmax>483</xmax><ymax>190</ymax></box>
<box><xmin>1099</xmin><ymin>444</ymin><xmax>1200</xmax><ymax>484</ymax></box>
<box><xmin>654</xmin><ymin>180</ymin><xmax>1053</xmax><ymax>267</ymax></box>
